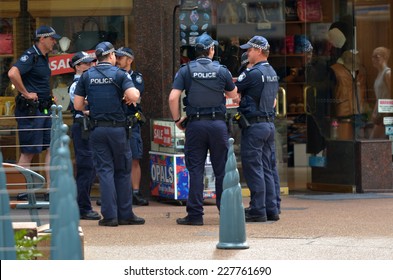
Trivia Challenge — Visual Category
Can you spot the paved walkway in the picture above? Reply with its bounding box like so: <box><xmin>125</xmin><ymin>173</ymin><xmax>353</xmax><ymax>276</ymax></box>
<box><xmin>79</xmin><ymin>193</ymin><xmax>393</xmax><ymax>260</ymax></box>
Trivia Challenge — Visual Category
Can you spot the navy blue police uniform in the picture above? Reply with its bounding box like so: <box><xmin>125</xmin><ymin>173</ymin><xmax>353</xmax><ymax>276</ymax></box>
<box><xmin>172</xmin><ymin>55</ymin><xmax>236</xmax><ymax>221</ymax></box>
<box><xmin>13</xmin><ymin>44</ymin><xmax>53</xmax><ymax>154</ymax></box>
<box><xmin>127</xmin><ymin>70</ymin><xmax>145</xmax><ymax>160</ymax></box>
<box><xmin>236</xmin><ymin>37</ymin><xmax>280</xmax><ymax>221</ymax></box>
<box><xmin>68</xmin><ymin>52</ymin><xmax>99</xmax><ymax>219</ymax></box>
<box><xmin>74</xmin><ymin>44</ymin><xmax>138</xmax><ymax>224</ymax></box>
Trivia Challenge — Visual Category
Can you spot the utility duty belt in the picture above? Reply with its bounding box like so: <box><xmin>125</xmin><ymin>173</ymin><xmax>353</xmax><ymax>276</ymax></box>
<box><xmin>247</xmin><ymin>116</ymin><xmax>272</xmax><ymax>124</ymax></box>
<box><xmin>188</xmin><ymin>113</ymin><xmax>226</xmax><ymax>122</ymax></box>
<box><xmin>91</xmin><ymin>120</ymin><xmax>126</xmax><ymax>127</ymax></box>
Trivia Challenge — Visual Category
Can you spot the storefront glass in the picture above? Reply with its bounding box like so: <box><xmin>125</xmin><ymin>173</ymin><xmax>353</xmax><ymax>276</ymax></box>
<box><xmin>177</xmin><ymin>0</ymin><xmax>392</xmax><ymax>192</ymax></box>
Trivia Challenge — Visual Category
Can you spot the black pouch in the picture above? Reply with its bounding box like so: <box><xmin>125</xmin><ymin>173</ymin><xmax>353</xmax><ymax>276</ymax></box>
<box><xmin>233</xmin><ymin>112</ymin><xmax>250</xmax><ymax>129</ymax></box>
<box><xmin>38</xmin><ymin>97</ymin><xmax>54</xmax><ymax>113</ymax></box>
<box><xmin>15</xmin><ymin>94</ymin><xmax>38</xmax><ymax>116</ymax></box>
<box><xmin>81</xmin><ymin>116</ymin><xmax>91</xmax><ymax>140</ymax></box>
<box><xmin>135</xmin><ymin>110</ymin><xmax>147</xmax><ymax>126</ymax></box>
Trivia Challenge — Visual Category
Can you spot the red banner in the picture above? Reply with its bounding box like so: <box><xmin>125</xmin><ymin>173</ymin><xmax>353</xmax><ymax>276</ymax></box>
<box><xmin>153</xmin><ymin>124</ymin><xmax>172</xmax><ymax>147</ymax></box>
<box><xmin>49</xmin><ymin>50</ymin><xmax>95</xmax><ymax>76</ymax></box>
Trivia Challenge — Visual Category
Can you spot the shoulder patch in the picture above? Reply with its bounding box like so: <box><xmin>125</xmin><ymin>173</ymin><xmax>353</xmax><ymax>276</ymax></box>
<box><xmin>238</xmin><ymin>72</ymin><xmax>246</xmax><ymax>82</ymax></box>
<box><xmin>135</xmin><ymin>75</ymin><xmax>143</xmax><ymax>84</ymax></box>
<box><xmin>20</xmin><ymin>55</ymin><xmax>29</xmax><ymax>62</ymax></box>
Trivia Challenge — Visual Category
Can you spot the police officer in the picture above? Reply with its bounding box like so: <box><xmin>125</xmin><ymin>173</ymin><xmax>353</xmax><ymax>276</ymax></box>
<box><xmin>235</xmin><ymin>36</ymin><xmax>280</xmax><ymax>222</ymax></box>
<box><xmin>74</xmin><ymin>42</ymin><xmax>145</xmax><ymax>227</ymax></box>
<box><xmin>169</xmin><ymin>33</ymin><xmax>238</xmax><ymax>226</ymax></box>
<box><xmin>8</xmin><ymin>26</ymin><xmax>60</xmax><ymax>174</ymax></box>
<box><xmin>68</xmin><ymin>51</ymin><xmax>101</xmax><ymax>220</ymax></box>
<box><xmin>115</xmin><ymin>47</ymin><xmax>149</xmax><ymax>206</ymax></box>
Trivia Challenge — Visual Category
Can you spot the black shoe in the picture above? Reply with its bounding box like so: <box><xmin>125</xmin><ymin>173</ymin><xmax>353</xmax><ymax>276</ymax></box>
<box><xmin>267</xmin><ymin>214</ymin><xmax>280</xmax><ymax>221</ymax></box>
<box><xmin>176</xmin><ymin>215</ymin><xmax>203</xmax><ymax>226</ymax></box>
<box><xmin>119</xmin><ymin>213</ymin><xmax>145</xmax><ymax>225</ymax></box>
<box><xmin>245</xmin><ymin>213</ymin><xmax>267</xmax><ymax>223</ymax></box>
<box><xmin>98</xmin><ymin>218</ymin><xmax>118</xmax><ymax>227</ymax></box>
<box><xmin>133</xmin><ymin>192</ymin><xmax>149</xmax><ymax>206</ymax></box>
<box><xmin>16</xmin><ymin>193</ymin><xmax>28</xmax><ymax>201</ymax></box>
<box><xmin>96</xmin><ymin>199</ymin><xmax>101</xmax><ymax>206</ymax></box>
<box><xmin>244</xmin><ymin>207</ymin><xmax>251</xmax><ymax>214</ymax></box>
<box><xmin>80</xmin><ymin>210</ymin><xmax>101</xmax><ymax>220</ymax></box>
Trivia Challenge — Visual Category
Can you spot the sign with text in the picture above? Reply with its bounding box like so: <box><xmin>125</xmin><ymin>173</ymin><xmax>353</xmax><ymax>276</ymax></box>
<box><xmin>49</xmin><ymin>50</ymin><xmax>95</xmax><ymax>76</ymax></box>
<box><xmin>383</xmin><ymin>117</ymin><xmax>393</xmax><ymax>125</ymax></box>
<box><xmin>378</xmin><ymin>99</ymin><xmax>393</xmax><ymax>113</ymax></box>
<box><xmin>153</xmin><ymin>124</ymin><xmax>172</xmax><ymax>146</ymax></box>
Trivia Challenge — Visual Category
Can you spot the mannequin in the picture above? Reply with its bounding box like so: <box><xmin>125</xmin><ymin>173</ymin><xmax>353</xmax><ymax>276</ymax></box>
<box><xmin>370</xmin><ymin>47</ymin><xmax>391</xmax><ymax>139</ymax></box>
<box><xmin>330</xmin><ymin>50</ymin><xmax>367</xmax><ymax>139</ymax></box>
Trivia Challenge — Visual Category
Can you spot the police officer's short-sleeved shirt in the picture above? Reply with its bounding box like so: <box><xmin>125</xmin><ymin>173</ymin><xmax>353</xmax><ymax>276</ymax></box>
<box><xmin>13</xmin><ymin>45</ymin><xmax>51</xmax><ymax>98</ymax></box>
<box><xmin>126</xmin><ymin>70</ymin><xmax>144</xmax><ymax>115</ymax></box>
<box><xmin>75</xmin><ymin>62</ymin><xmax>135</xmax><ymax>122</ymax></box>
<box><xmin>236</xmin><ymin>61</ymin><xmax>278</xmax><ymax>117</ymax></box>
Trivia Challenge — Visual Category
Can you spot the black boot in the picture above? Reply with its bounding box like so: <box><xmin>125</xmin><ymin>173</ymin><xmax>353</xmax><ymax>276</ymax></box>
<box><xmin>133</xmin><ymin>191</ymin><xmax>149</xmax><ymax>206</ymax></box>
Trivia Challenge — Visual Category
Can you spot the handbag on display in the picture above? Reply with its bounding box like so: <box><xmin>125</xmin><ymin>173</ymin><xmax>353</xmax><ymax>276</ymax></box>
<box><xmin>72</xmin><ymin>17</ymin><xmax>109</xmax><ymax>52</ymax></box>
<box><xmin>0</xmin><ymin>19</ymin><xmax>13</xmax><ymax>54</ymax></box>
<box><xmin>296</xmin><ymin>0</ymin><xmax>323</xmax><ymax>22</ymax></box>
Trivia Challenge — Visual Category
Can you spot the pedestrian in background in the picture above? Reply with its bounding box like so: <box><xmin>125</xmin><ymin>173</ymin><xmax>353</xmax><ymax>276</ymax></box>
<box><xmin>235</xmin><ymin>36</ymin><xmax>280</xmax><ymax>222</ymax></box>
<box><xmin>74</xmin><ymin>42</ymin><xmax>145</xmax><ymax>227</ymax></box>
<box><xmin>68</xmin><ymin>51</ymin><xmax>101</xmax><ymax>220</ymax></box>
<box><xmin>8</xmin><ymin>26</ymin><xmax>60</xmax><ymax>183</ymax></box>
<box><xmin>115</xmin><ymin>47</ymin><xmax>149</xmax><ymax>206</ymax></box>
<box><xmin>169</xmin><ymin>33</ymin><xmax>238</xmax><ymax>226</ymax></box>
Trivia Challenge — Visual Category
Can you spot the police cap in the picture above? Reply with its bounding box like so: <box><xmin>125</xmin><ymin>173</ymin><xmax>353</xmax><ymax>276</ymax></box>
<box><xmin>35</xmin><ymin>26</ymin><xmax>61</xmax><ymax>39</ymax></box>
<box><xmin>240</xmin><ymin>36</ymin><xmax>269</xmax><ymax>50</ymax></box>
<box><xmin>69</xmin><ymin>51</ymin><xmax>96</xmax><ymax>68</ymax></box>
<box><xmin>115</xmin><ymin>47</ymin><xmax>134</xmax><ymax>59</ymax></box>
<box><xmin>195</xmin><ymin>33</ymin><xmax>218</xmax><ymax>49</ymax></box>
<box><xmin>95</xmin><ymin>42</ymin><xmax>115</xmax><ymax>58</ymax></box>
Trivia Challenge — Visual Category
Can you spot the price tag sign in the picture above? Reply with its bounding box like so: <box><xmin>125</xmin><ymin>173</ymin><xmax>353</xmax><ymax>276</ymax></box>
<box><xmin>383</xmin><ymin>117</ymin><xmax>393</xmax><ymax>125</ymax></box>
<box><xmin>378</xmin><ymin>99</ymin><xmax>393</xmax><ymax>113</ymax></box>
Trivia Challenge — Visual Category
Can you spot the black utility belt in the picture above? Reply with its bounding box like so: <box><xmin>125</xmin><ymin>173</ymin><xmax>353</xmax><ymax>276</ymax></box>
<box><xmin>247</xmin><ymin>116</ymin><xmax>272</xmax><ymax>124</ymax></box>
<box><xmin>92</xmin><ymin>120</ymin><xmax>126</xmax><ymax>127</ymax></box>
<box><xmin>188</xmin><ymin>114</ymin><xmax>226</xmax><ymax>122</ymax></box>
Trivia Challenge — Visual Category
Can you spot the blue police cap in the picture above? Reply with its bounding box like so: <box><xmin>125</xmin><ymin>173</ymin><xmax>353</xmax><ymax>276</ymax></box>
<box><xmin>95</xmin><ymin>42</ymin><xmax>115</xmax><ymax>58</ymax></box>
<box><xmin>240</xmin><ymin>36</ymin><xmax>269</xmax><ymax>50</ymax></box>
<box><xmin>35</xmin><ymin>26</ymin><xmax>61</xmax><ymax>39</ymax></box>
<box><xmin>69</xmin><ymin>51</ymin><xmax>96</xmax><ymax>68</ymax></box>
<box><xmin>195</xmin><ymin>33</ymin><xmax>218</xmax><ymax>49</ymax></box>
<box><xmin>115</xmin><ymin>47</ymin><xmax>134</xmax><ymax>58</ymax></box>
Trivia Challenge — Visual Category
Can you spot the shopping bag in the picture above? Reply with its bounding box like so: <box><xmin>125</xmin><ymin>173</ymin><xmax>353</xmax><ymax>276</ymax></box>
<box><xmin>0</xmin><ymin>19</ymin><xmax>13</xmax><ymax>54</ymax></box>
<box><xmin>296</xmin><ymin>0</ymin><xmax>323</xmax><ymax>22</ymax></box>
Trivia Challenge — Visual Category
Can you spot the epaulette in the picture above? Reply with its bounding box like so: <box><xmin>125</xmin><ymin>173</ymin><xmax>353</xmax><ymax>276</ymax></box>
<box><xmin>134</xmin><ymin>71</ymin><xmax>143</xmax><ymax>77</ymax></box>
<box><xmin>117</xmin><ymin>67</ymin><xmax>127</xmax><ymax>73</ymax></box>
<box><xmin>180</xmin><ymin>63</ymin><xmax>188</xmax><ymax>68</ymax></box>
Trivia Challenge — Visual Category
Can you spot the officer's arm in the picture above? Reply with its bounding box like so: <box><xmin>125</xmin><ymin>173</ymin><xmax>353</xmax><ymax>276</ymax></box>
<box><xmin>8</xmin><ymin>66</ymin><xmax>38</xmax><ymax>100</ymax></box>
<box><xmin>169</xmin><ymin>88</ymin><xmax>183</xmax><ymax>122</ymax></box>
<box><xmin>74</xmin><ymin>95</ymin><xmax>85</xmax><ymax>111</ymax></box>
<box><xmin>123</xmin><ymin>87</ymin><xmax>140</xmax><ymax>105</ymax></box>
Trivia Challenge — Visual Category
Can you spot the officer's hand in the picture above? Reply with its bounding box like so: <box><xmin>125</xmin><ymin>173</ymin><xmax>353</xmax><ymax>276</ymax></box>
<box><xmin>175</xmin><ymin>117</ymin><xmax>186</xmax><ymax>131</ymax></box>
<box><xmin>25</xmin><ymin>92</ymin><xmax>38</xmax><ymax>101</ymax></box>
<box><xmin>232</xmin><ymin>93</ymin><xmax>241</xmax><ymax>105</ymax></box>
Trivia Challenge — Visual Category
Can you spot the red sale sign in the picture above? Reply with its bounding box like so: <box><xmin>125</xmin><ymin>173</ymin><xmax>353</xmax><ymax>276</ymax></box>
<box><xmin>49</xmin><ymin>50</ymin><xmax>95</xmax><ymax>76</ymax></box>
<box><xmin>153</xmin><ymin>124</ymin><xmax>172</xmax><ymax>147</ymax></box>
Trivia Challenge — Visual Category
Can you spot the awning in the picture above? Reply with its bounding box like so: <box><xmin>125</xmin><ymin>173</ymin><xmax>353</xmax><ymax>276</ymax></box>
<box><xmin>28</xmin><ymin>0</ymin><xmax>133</xmax><ymax>17</ymax></box>
<box><xmin>0</xmin><ymin>0</ymin><xmax>20</xmax><ymax>17</ymax></box>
